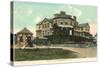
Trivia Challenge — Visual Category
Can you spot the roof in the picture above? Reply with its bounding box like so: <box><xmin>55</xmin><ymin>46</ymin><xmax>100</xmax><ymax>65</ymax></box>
<box><xmin>16</xmin><ymin>27</ymin><xmax>33</xmax><ymax>35</ymax></box>
<box><xmin>79</xmin><ymin>23</ymin><xmax>89</xmax><ymax>27</ymax></box>
<box><xmin>36</xmin><ymin>18</ymin><xmax>53</xmax><ymax>25</ymax></box>
<box><xmin>53</xmin><ymin>11</ymin><xmax>73</xmax><ymax>20</ymax></box>
<box><xmin>36</xmin><ymin>11</ymin><xmax>77</xmax><ymax>25</ymax></box>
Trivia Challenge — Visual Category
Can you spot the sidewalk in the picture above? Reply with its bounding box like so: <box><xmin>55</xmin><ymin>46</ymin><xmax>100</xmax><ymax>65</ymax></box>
<box><xmin>14</xmin><ymin>58</ymin><xmax>97</xmax><ymax>66</ymax></box>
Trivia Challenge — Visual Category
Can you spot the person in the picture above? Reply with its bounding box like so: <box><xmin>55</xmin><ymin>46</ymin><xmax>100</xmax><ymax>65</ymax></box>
<box><xmin>27</xmin><ymin>36</ymin><xmax>33</xmax><ymax>47</ymax></box>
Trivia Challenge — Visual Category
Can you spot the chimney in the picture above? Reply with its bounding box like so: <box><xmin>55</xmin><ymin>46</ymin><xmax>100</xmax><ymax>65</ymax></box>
<box><xmin>73</xmin><ymin>16</ymin><xmax>76</xmax><ymax>20</ymax></box>
<box><xmin>60</xmin><ymin>11</ymin><xmax>66</xmax><ymax>15</ymax></box>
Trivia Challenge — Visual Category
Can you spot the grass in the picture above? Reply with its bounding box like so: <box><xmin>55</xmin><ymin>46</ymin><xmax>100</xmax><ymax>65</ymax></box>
<box><xmin>14</xmin><ymin>48</ymin><xmax>79</xmax><ymax>61</ymax></box>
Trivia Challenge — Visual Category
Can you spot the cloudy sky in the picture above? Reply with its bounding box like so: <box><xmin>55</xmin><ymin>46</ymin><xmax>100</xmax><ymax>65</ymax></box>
<box><xmin>13</xmin><ymin>1</ymin><xmax>97</xmax><ymax>36</ymax></box>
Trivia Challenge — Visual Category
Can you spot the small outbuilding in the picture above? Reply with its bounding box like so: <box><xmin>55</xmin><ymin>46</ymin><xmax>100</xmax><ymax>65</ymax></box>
<box><xmin>16</xmin><ymin>27</ymin><xmax>33</xmax><ymax>48</ymax></box>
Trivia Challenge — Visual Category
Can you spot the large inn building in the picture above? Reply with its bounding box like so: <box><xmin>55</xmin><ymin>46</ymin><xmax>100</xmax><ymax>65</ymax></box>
<box><xmin>36</xmin><ymin>11</ymin><xmax>93</xmax><ymax>44</ymax></box>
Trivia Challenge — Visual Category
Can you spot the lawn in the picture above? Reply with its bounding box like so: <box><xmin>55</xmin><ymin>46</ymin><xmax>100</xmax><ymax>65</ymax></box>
<box><xmin>14</xmin><ymin>48</ymin><xmax>79</xmax><ymax>61</ymax></box>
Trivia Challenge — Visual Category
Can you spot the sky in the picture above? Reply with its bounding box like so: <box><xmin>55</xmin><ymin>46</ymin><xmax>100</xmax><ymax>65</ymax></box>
<box><xmin>13</xmin><ymin>1</ymin><xmax>97</xmax><ymax>36</ymax></box>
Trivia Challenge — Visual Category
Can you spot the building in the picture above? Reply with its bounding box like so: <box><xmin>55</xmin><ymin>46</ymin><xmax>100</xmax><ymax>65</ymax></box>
<box><xmin>15</xmin><ymin>27</ymin><xmax>33</xmax><ymax>48</ymax></box>
<box><xmin>36</xmin><ymin>11</ymin><xmax>93</xmax><ymax>44</ymax></box>
<box><xmin>93</xmin><ymin>34</ymin><xmax>97</xmax><ymax>44</ymax></box>
<box><xmin>36</xmin><ymin>18</ymin><xmax>53</xmax><ymax>38</ymax></box>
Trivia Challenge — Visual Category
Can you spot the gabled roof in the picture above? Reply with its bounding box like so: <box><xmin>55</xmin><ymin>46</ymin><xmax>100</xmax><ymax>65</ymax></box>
<box><xmin>37</xmin><ymin>18</ymin><xmax>53</xmax><ymax>25</ymax></box>
<box><xmin>16</xmin><ymin>27</ymin><xmax>33</xmax><ymax>35</ymax></box>
<box><xmin>79</xmin><ymin>23</ymin><xmax>89</xmax><ymax>27</ymax></box>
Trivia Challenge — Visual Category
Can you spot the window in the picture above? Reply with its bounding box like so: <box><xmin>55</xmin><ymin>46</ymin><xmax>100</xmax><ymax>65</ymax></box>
<box><xmin>70</xmin><ymin>22</ymin><xmax>72</xmax><ymax>25</ymax></box>
<box><xmin>39</xmin><ymin>26</ymin><xmax>40</xmax><ymax>29</ymax></box>
<box><xmin>44</xmin><ymin>24</ymin><xmax>46</xmax><ymax>28</ymax></box>
<box><xmin>85</xmin><ymin>28</ymin><xmax>88</xmax><ymax>31</ymax></box>
<box><xmin>81</xmin><ymin>27</ymin><xmax>83</xmax><ymax>30</ymax></box>
<box><xmin>65</xmin><ymin>22</ymin><xmax>68</xmax><ymax>25</ymax></box>
<box><xmin>27</xmin><ymin>36</ymin><xmax>31</xmax><ymax>42</ymax></box>
<box><xmin>47</xmin><ymin>23</ymin><xmax>49</xmax><ymax>28</ymax></box>
<box><xmin>61</xmin><ymin>22</ymin><xmax>63</xmax><ymax>24</ymax></box>
<box><xmin>48</xmin><ymin>32</ymin><xmax>49</xmax><ymax>35</ymax></box>
<box><xmin>43</xmin><ymin>24</ymin><xmax>45</xmax><ymax>28</ymax></box>
<box><xmin>19</xmin><ymin>36</ymin><xmax>23</xmax><ymax>42</ymax></box>
<box><xmin>44</xmin><ymin>31</ymin><xmax>45</xmax><ymax>35</ymax></box>
<box><xmin>66</xmin><ymin>28</ymin><xmax>68</xmax><ymax>30</ymax></box>
<box><xmin>42</xmin><ymin>25</ymin><xmax>43</xmax><ymax>28</ymax></box>
<box><xmin>61</xmin><ymin>27</ymin><xmax>63</xmax><ymax>30</ymax></box>
<box><xmin>42</xmin><ymin>31</ymin><xmax>44</xmax><ymax>35</ymax></box>
<box><xmin>54</xmin><ymin>20</ymin><xmax>57</xmax><ymax>23</ymax></box>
